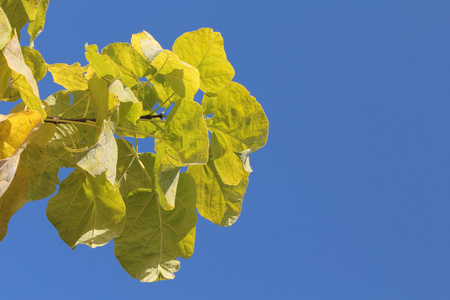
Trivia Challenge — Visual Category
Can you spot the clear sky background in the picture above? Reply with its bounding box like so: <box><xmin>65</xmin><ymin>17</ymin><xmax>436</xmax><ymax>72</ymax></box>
<box><xmin>1</xmin><ymin>1</ymin><xmax>450</xmax><ymax>299</ymax></box>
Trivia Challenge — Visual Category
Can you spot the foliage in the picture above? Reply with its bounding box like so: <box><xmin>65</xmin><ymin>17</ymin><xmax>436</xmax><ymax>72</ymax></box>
<box><xmin>0</xmin><ymin>1</ymin><xmax>268</xmax><ymax>282</ymax></box>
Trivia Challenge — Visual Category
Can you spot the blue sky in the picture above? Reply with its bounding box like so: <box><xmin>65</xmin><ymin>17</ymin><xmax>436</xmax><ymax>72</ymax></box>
<box><xmin>1</xmin><ymin>1</ymin><xmax>450</xmax><ymax>299</ymax></box>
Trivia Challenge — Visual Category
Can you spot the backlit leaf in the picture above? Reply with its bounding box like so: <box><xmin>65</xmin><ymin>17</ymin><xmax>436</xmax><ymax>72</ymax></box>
<box><xmin>0</xmin><ymin>0</ymin><xmax>28</xmax><ymax>33</ymax></box>
<box><xmin>0</xmin><ymin>6</ymin><xmax>12</xmax><ymax>50</ymax></box>
<box><xmin>188</xmin><ymin>158</ymin><xmax>248</xmax><ymax>226</ymax></box>
<box><xmin>209</xmin><ymin>82</ymin><xmax>268</xmax><ymax>185</ymax></box>
<box><xmin>131</xmin><ymin>30</ymin><xmax>163</xmax><ymax>63</ymax></box>
<box><xmin>114</xmin><ymin>173</ymin><xmax>197</xmax><ymax>282</ymax></box>
<box><xmin>102</xmin><ymin>42</ymin><xmax>150</xmax><ymax>88</ymax></box>
<box><xmin>21</xmin><ymin>46</ymin><xmax>46</xmax><ymax>81</ymax></box>
<box><xmin>27</xmin><ymin>0</ymin><xmax>48</xmax><ymax>47</ymax></box>
<box><xmin>47</xmin><ymin>168</ymin><xmax>126</xmax><ymax>249</ymax></box>
<box><xmin>149</xmin><ymin>50</ymin><xmax>200</xmax><ymax>101</ymax></box>
<box><xmin>85</xmin><ymin>43</ymin><xmax>120</xmax><ymax>82</ymax></box>
<box><xmin>47</xmin><ymin>62</ymin><xmax>91</xmax><ymax>92</ymax></box>
<box><xmin>173</xmin><ymin>28</ymin><xmax>235</xmax><ymax>93</ymax></box>
<box><xmin>109</xmin><ymin>79</ymin><xmax>143</xmax><ymax>126</ymax></box>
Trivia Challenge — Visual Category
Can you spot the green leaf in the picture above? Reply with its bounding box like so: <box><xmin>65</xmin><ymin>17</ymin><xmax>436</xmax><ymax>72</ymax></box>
<box><xmin>149</xmin><ymin>50</ymin><xmax>200</xmax><ymax>101</ymax></box>
<box><xmin>0</xmin><ymin>0</ymin><xmax>28</xmax><ymax>33</ymax></box>
<box><xmin>209</xmin><ymin>82</ymin><xmax>268</xmax><ymax>185</ymax></box>
<box><xmin>101</xmin><ymin>42</ymin><xmax>150</xmax><ymax>88</ymax></box>
<box><xmin>0</xmin><ymin>160</ymin><xmax>28</xmax><ymax>241</ymax></box>
<box><xmin>201</xmin><ymin>92</ymin><xmax>218</xmax><ymax>115</ymax></box>
<box><xmin>85</xmin><ymin>43</ymin><xmax>120</xmax><ymax>82</ymax></box>
<box><xmin>21</xmin><ymin>46</ymin><xmax>46</xmax><ymax>81</ymax></box>
<box><xmin>131</xmin><ymin>30</ymin><xmax>163</xmax><ymax>63</ymax></box>
<box><xmin>114</xmin><ymin>173</ymin><xmax>197</xmax><ymax>282</ymax></box>
<box><xmin>109</xmin><ymin>79</ymin><xmax>143</xmax><ymax>126</ymax></box>
<box><xmin>173</xmin><ymin>28</ymin><xmax>235</xmax><ymax>93</ymax></box>
<box><xmin>45</xmin><ymin>90</ymin><xmax>95</xmax><ymax>120</ymax></box>
<box><xmin>116</xmin><ymin>138</ymin><xmax>155</xmax><ymax>200</ymax></box>
<box><xmin>133</xmin><ymin>82</ymin><xmax>160</xmax><ymax>112</ymax></box>
<box><xmin>163</xmin><ymin>99</ymin><xmax>209</xmax><ymax>165</ymax></box>
<box><xmin>65</xmin><ymin>117</ymin><xmax>118</xmax><ymax>186</ymax></box>
<box><xmin>188</xmin><ymin>158</ymin><xmax>248</xmax><ymax>226</ymax></box>
<box><xmin>88</xmin><ymin>73</ymin><xmax>119</xmax><ymax>127</ymax></box>
<box><xmin>0</xmin><ymin>7</ymin><xmax>12</xmax><ymax>50</ymax></box>
<box><xmin>47</xmin><ymin>63</ymin><xmax>90</xmax><ymax>91</ymax></box>
<box><xmin>2</xmin><ymin>33</ymin><xmax>46</xmax><ymax>118</ymax></box>
<box><xmin>46</xmin><ymin>168</ymin><xmax>126</xmax><ymax>249</ymax></box>
<box><xmin>0</xmin><ymin>53</ymin><xmax>12</xmax><ymax>100</ymax></box>
<box><xmin>27</xmin><ymin>0</ymin><xmax>48</xmax><ymax>47</ymax></box>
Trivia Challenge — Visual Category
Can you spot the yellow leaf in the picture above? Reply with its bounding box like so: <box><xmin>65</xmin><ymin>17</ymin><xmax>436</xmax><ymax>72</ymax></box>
<box><xmin>0</xmin><ymin>109</ymin><xmax>41</xmax><ymax>159</ymax></box>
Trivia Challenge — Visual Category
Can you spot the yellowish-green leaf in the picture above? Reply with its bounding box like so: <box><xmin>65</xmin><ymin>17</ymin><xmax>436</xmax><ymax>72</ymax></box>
<box><xmin>47</xmin><ymin>62</ymin><xmax>90</xmax><ymax>92</ymax></box>
<box><xmin>149</xmin><ymin>50</ymin><xmax>200</xmax><ymax>101</ymax></box>
<box><xmin>173</xmin><ymin>28</ymin><xmax>235</xmax><ymax>93</ymax></box>
<box><xmin>0</xmin><ymin>109</ymin><xmax>41</xmax><ymax>159</ymax></box>
<box><xmin>131</xmin><ymin>30</ymin><xmax>163</xmax><ymax>63</ymax></box>
<box><xmin>134</xmin><ymin>82</ymin><xmax>160</xmax><ymax>112</ymax></box>
<box><xmin>0</xmin><ymin>0</ymin><xmax>28</xmax><ymax>33</ymax></box>
<box><xmin>27</xmin><ymin>0</ymin><xmax>48</xmax><ymax>47</ymax></box>
<box><xmin>0</xmin><ymin>149</ymin><xmax>20</xmax><ymax>201</ymax></box>
<box><xmin>65</xmin><ymin>118</ymin><xmax>118</xmax><ymax>186</ymax></box>
<box><xmin>109</xmin><ymin>79</ymin><xmax>143</xmax><ymax>126</ymax></box>
<box><xmin>0</xmin><ymin>160</ymin><xmax>28</xmax><ymax>241</ymax></box>
<box><xmin>114</xmin><ymin>173</ymin><xmax>197</xmax><ymax>282</ymax></box>
<box><xmin>85</xmin><ymin>43</ymin><xmax>120</xmax><ymax>82</ymax></box>
<box><xmin>163</xmin><ymin>99</ymin><xmax>209</xmax><ymax>165</ymax></box>
<box><xmin>47</xmin><ymin>168</ymin><xmax>126</xmax><ymax>249</ymax></box>
<box><xmin>0</xmin><ymin>52</ymin><xmax>12</xmax><ymax>99</ymax></box>
<box><xmin>3</xmin><ymin>33</ymin><xmax>46</xmax><ymax>117</ymax></box>
<box><xmin>188</xmin><ymin>158</ymin><xmax>248</xmax><ymax>226</ymax></box>
<box><xmin>102</xmin><ymin>42</ymin><xmax>150</xmax><ymax>88</ymax></box>
<box><xmin>116</xmin><ymin>138</ymin><xmax>155</xmax><ymax>200</ymax></box>
<box><xmin>209</xmin><ymin>82</ymin><xmax>268</xmax><ymax>185</ymax></box>
<box><xmin>88</xmin><ymin>73</ymin><xmax>119</xmax><ymax>127</ymax></box>
<box><xmin>21</xmin><ymin>46</ymin><xmax>46</xmax><ymax>81</ymax></box>
<box><xmin>0</xmin><ymin>6</ymin><xmax>12</xmax><ymax>50</ymax></box>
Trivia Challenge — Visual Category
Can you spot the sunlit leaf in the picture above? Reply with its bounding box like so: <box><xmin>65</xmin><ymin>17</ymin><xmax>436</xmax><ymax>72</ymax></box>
<box><xmin>2</xmin><ymin>33</ymin><xmax>46</xmax><ymax>117</ymax></box>
<box><xmin>116</xmin><ymin>138</ymin><xmax>155</xmax><ymax>200</ymax></box>
<box><xmin>85</xmin><ymin>43</ymin><xmax>120</xmax><ymax>82</ymax></box>
<box><xmin>114</xmin><ymin>173</ymin><xmax>197</xmax><ymax>282</ymax></box>
<box><xmin>0</xmin><ymin>0</ymin><xmax>28</xmax><ymax>33</ymax></box>
<box><xmin>0</xmin><ymin>6</ymin><xmax>12</xmax><ymax>50</ymax></box>
<box><xmin>133</xmin><ymin>82</ymin><xmax>160</xmax><ymax>112</ymax></box>
<box><xmin>173</xmin><ymin>28</ymin><xmax>235</xmax><ymax>93</ymax></box>
<box><xmin>188</xmin><ymin>158</ymin><xmax>248</xmax><ymax>226</ymax></box>
<box><xmin>102</xmin><ymin>42</ymin><xmax>150</xmax><ymax>88</ymax></box>
<box><xmin>131</xmin><ymin>30</ymin><xmax>163</xmax><ymax>63</ymax></box>
<box><xmin>47</xmin><ymin>62</ymin><xmax>90</xmax><ymax>91</ymax></box>
<box><xmin>0</xmin><ymin>52</ymin><xmax>12</xmax><ymax>99</ymax></box>
<box><xmin>88</xmin><ymin>73</ymin><xmax>119</xmax><ymax>127</ymax></box>
<box><xmin>149</xmin><ymin>50</ymin><xmax>200</xmax><ymax>101</ymax></box>
<box><xmin>0</xmin><ymin>109</ymin><xmax>41</xmax><ymax>159</ymax></box>
<box><xmin>21</xmin><ymin>46</ymin><xmax>46</xmax><ymax>81</ymax></box>
<box><xmin>209</xmin><ymin>82</ymin><xmax>268</xmax><ymax>185</ymax></box>
<box><xmin>47</xmin><ymin>168</ymin><xmax>126</xmax><ymax>249</ymax></box>
<box><xmin>27</xmin><ymin>0</ymin><xmax>48</xmax><ymax>47</ymax></box>
<box><xmin>109</xmin><ymin>79</ymin><xmax>143</xmax><ymax>126</ymax></box>
<box><xmin>0</xmin><ymin>160</ymin><xmax>28</xmax><ymax>241</ymax></box>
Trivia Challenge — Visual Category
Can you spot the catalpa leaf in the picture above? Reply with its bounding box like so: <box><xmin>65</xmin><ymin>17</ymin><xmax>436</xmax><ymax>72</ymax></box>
<box><xmin>114</xmin><ymin>173</ymin><xmax>197</xmax><ymax>282</ymax></box>
<box><xmin>27</xmin><ymin>0</ymin><xmax>48</xmax><ymax>47</ymax></box>
<box><xmin>109</xmin><ymin>79</ymin><xmax>143</xmax><ymax>126</ymax></box>
<box><xmin>102</xmin><ymin>42</ymin><xmax>150</xmax><ymax>88</ymax></box>
<box><xmin>0</xmin><ymin>160</ymin><xmax>28</xmax><ymax>241</ymax></box>
<box><xmin>131</xmin><ymin>30</ymin><xmax>163</xmax><ymax>63</ymax></box>
<box><xmin>66</xmin><ymin>117</ymin><xmax>118</xmax><ymax>186</ymax></box>
<box><xmin>21</xmin><ymin>46</ymin><xmax>46</xmax><ymax>81</ymax></box>
<box><xmin>47</xmin><ymin>62</ymin><xmax>90</xmax><ymax>91</ymax></box>
<box><xmin>2</xmin><ymin>33</ymin><xmax>46</xmax><ymax>118</ymax></box>
<box><xmin>188</xmin><ymin>157</ymin><xmax>248</xmax><ymax>227</ymax></box>
<box><xmin>0</xmin><ymin>6</ymin><xmax>12</xmax><ymax>50</ymax></box>
<box><xmin>173</xmin><ymin>28</ymin><xmax>235</xmax><ymax>93</ymax></box>
<box><xmin>149</xmin><ymin>50</ymin><xmax>200</xmax><ymax>102</ymax></box>
<box><xmin>46</xmin><ymin>168</ymin><xmax>126</xmax><ymax>249</ymax></box>
<box><xmin>116</xmin><ymin>138</ymin><xmax>155</xmax><ymax>200</ymax></box>
<box><xmin>0</xmin><ymin>0</ymin><xmax>28</xmax><ymax>34</ymax></box>
<box><xmin>0</xmin><ymin>109</ymin><xmax>41</xmax><ymax>159</ymax></box>
<box><xmin>0</xmin><ymin>53</ymin><xmax>12</xmax><ymax>99</ymax></box>
<box><xmin>88</xmin><ymin>73</ymin><xmax>119</xmax><ymax>127</ymax></box>
<box><xmin>209</xmin><ymin>82</ymin><xmax>268</xmax><ymax>185</ymax></box>
<box><xmin>85</xmin><ymin>43</ymin><xmax>120</xmax><ymax>82</ymax></box>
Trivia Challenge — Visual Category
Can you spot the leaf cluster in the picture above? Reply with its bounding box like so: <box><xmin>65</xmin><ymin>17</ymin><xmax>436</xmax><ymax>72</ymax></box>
<box><xmin>0</xmin><ymin>1</ymin><xmax>268</xmax><ymax>282</ymax></box>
